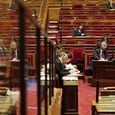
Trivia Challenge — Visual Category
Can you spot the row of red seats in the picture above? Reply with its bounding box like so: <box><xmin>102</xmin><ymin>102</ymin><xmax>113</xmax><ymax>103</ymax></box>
<box><xmin>62</xmin><ymin>38</ymin><xmax>115</xmax><ymax>45</ymax></box>
<box><xmin>59</xmin><ymin>21</ymin><xmax>115</xmax><ymax>26</ymax></box>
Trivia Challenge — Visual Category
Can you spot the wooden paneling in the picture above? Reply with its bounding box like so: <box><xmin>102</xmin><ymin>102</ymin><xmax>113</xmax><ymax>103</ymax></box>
<box><xmin>49</xmin><ymin>8</ymin><xmax>60</xmax><ymax>20</ymax></box>
<box><xmin>62</xmin><ymin>77</ymin><xmax>78</xmax><ymax>115</ymax></box>
<box><xmin>92</xmin><ymin>61</ymin><xmax>115</xmax><ymax>87</ymax></box>
<box><xmin>48</xmin><ymin>0</ymin><xmax>115</xmax><ymax>5</ymax></box>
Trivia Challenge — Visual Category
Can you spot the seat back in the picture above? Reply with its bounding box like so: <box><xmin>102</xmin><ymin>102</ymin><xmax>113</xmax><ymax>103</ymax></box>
<box><xmin>83</xmin><ymin>38</ymin><xmax>97</xmax><ymax>44</ymax></box>
<box><xmin>71</xmin><ymin>47</ymin><xmax>85</xmax><ymax>63</ymax></box>
<box><xmin>62</xmin><ymin>39</ymin><xmax>77</xmax><ymax>44</ymax></box>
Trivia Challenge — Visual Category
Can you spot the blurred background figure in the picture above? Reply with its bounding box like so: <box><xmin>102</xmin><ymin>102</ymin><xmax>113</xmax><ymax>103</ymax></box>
<box><xmin>8</xmin><ymin>0</ymin><xmax>18</xmax><ymax>10</ymax></box>
<box><xmin>0</xmin><ymin>39</ymin><xmax>8</xmax><ymax>60</ymax></box>
<box><xmin>9</xmin><ymin>39</ymin><xmax>19</xmax><ymax>60</ymax></box>
<box><xmin>95</xmin><ymin>36</ymin><xmax>108</xmax><ymax>49</ymax></box>
<box><xmin>105</xmin><ymin>0</ymin><xmax>115</xmax><ymax>11</ymax></box>
<box><xmin>73</xmin><ymin>25</ymin><xmax>85</xmax><ymax>36</ymax></box>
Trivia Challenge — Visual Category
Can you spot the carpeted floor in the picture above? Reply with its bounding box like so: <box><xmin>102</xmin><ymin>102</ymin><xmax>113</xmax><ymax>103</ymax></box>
<box><xmin>78</xmin><ymin>80</ymin><xmax>96</xmax><ymax>115</ymax></box>
<box><xmin>17</xmin><ymin>79</ymin><xmax>96</xmax><ymax>115</ymax></box>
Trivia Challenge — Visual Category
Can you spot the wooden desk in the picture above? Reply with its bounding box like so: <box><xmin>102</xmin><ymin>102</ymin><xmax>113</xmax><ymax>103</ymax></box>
<box><xmin>92</xmin><ymin>96</ymin><xmax>115</xmax><ymax>115</ymax></box>
<box><xmin>0</xmin><ymin>62</ymin><xmax>10</xmax><ymax>87</ymax></box>
<box><xmin>92</xmin><ymin>61</ymin><xmax>115</xmax><ymax>87</ymax></box>
<box><xmin>62</xmin><ymin>75</ymin><xmax>78</xmax><ymax>115</ymax></box>
<box><xmin>0</xmin><ymin>95</ymin><xmax>17</xmax><ymax>115</ymax></box>
<box><xmin>0</xmin><ymin>62</ymin><xmax>7</xmax><ymax>74</ymax></box>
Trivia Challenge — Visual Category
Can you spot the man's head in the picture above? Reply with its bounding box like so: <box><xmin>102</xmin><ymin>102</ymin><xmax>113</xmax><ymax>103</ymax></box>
<box><xmin>100</xmin><ymin>41</ymin><xmax>108</xmax><ymax>50</ymax></box>
<box><xmin>56</xmin><ymin>44</ymin><xmax>62</xmax><ymax>52</ymax></box>
<box><xmin>78</xmin><ymin>25</ymin><xmax>83</xmax><ymax>30</ymax></box>
<box><xmin>61</xmin><ymin>52</ymin><xmax>69</xmax><ymax>64</ymax></box>
<box><xmin>10</xmin><ymin>40</ymin><xmax>17</xmax><ymax>50</ymax></box>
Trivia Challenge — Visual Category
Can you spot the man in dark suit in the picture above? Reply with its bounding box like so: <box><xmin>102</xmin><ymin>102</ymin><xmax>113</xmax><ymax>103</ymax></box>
<box><xmin>105</xmin><ymin>0</ymin><xmax>115</xmax><ymax>11</ymax></box>
<box><xmin>89</xmin><ymin>41</ymin><xmax>108</xmax><ymax>71</ymax></box>
<box><xmin>73</xmin><ymin>25</ymin><xmax>85</xmax><ymax>36</ymax></box>
<box><xmin>92</xmin><ymin>41</ymin><xmax>108</xmax><ymax>61</ymax></box>
<box><xmin>55</xmin><ymin>52</ymin><xmax>77</xmax><ymax>87</ymax></box>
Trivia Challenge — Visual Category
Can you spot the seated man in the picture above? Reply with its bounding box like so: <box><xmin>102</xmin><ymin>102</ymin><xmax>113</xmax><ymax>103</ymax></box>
<box><xmin>89</xmin><ymin>41</ymin><xmax>108</xmax><ymax>71</ymax></box>
<box><xmin>105</xmin><ymin>0</ymin><xmax>115</xmax><ymax>11</ymax></box>
<box><xmin>55</xmin><ymin>52</ymin><xmax>78</xmax><ymax>87</ymax></box>
<box><xmin>73</xmin><ymin>25</ymin><xmax>85</xmax><ymax>36</ymax></box>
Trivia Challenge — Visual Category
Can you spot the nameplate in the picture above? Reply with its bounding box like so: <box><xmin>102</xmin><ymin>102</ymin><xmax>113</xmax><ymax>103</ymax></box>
<box><xmin>63</xmin><ymin>80</ymin><xmax>78</xmax><ymax>86</ymax></box>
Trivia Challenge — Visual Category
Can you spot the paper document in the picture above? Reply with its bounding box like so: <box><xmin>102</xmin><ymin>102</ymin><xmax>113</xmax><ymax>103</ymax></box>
<box><xmin>65</xmin><ymin>63</ymin><xmax>76</xmax><ymax>70</ymax></box>
<box><xmin>62</xmin><ymin>76</ymin><xmax>78</xmax><ymax>80</ymax></box>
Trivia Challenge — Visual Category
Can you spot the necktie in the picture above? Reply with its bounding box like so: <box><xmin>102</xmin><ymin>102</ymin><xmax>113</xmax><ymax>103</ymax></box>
<box><xmin>100</xmin><ymin>50</ymin><xmax>104</xmax><ymax>59</ymax></box>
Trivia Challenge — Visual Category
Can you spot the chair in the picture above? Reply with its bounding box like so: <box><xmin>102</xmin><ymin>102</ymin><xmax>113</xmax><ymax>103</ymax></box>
<box><xmin>70</xmin><ymin>47</ymin><xmax>85</xmax><ymax>71</ymax></box>
<box><xmin>92</xmin><ymin>27</ymin><xmax>104</xmax><ymax>31</ymax></box>
<box><xmin>61</xmin><ymin>27</ymin><xmax>73</xmax><ymax>31</ymax></box>
<box><xmin>91</xmin><ymin>33</ymin><xmax>105</xmax><ymax>36</ymax></box>
<box><xmin>59</xmin><ymin>21</ymin><xmax>71</xmax><ymax>25</ymax></box>
<box><xmin>60</xmin><ymin>33</ymin><xmax>72</xmax><ymax>37</ymax></box>
<box><xmin>83</xmin><ymin>38</ymin><xmax>97</xmax><ymax>44</ymax></box>
<box><xmin>108</xmin><ymin>40</ymin><xmax>115</xmax><ymax>45</ymax></box>
<box><xmin>72</xmin><ymin>5</ymin><xmax>84</xmax><ymax>10</ymax></box>
<box><xmin>62</xmin><ymin>39</ymin><xmax>77</xmax><ymax>44</ymax></box>
<box><xmin>86</xmin><ymin>3</ymin><xmax>96</xmax><ymax>6</ymax></box>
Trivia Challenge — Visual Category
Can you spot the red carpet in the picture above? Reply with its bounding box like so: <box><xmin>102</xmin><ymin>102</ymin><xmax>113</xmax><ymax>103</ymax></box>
<box><xmin>78</xmin><ymin>80</ymin><xmax>96</xmax><ymax>115</ymax></box>
<box><xmin>17</xmin><ymin>79</ymin><xmax>96</xmax><ymax>115</ymax></box>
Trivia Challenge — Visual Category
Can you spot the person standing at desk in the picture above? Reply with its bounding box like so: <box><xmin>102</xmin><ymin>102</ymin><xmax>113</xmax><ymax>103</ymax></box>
<box><xmin>105</xmin><ymin>0</ymin><xmax>115</xmax><ymax>11</ymax></box>
<box><xmin>55</xmin><ymin>52</ymin><xmax>78</xmax><ymax>87</ymax></box>
<box><xmin>73</xmin><ymin>25</ymin><xmax>85</xmax><ymax>36</ymax></box>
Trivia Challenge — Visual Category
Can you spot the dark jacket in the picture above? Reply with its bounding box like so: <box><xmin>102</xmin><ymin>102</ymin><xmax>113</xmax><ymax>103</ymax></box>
<box><xmin>73</xmin><ymin>30</ymin><xmax>84</xmax><ymax>36</ymax></box>
<box><xmin>89</xmin><ymin>47</ymin><xmax>108</xmax><ymax>70</ymax></box>
<box><xmin>55</xmin><ymin>58</ymin><xmax>70</xmax><ymax>87</ymax></box>
<box><xmin>92</xmin><ymin>48</ymin><xmax>108</xmax><ymax>60</ymax></box>
<box><xmin>105</xmin><ymin>2</ymin><xmax>115</xmax><ymax>11</ymax></box>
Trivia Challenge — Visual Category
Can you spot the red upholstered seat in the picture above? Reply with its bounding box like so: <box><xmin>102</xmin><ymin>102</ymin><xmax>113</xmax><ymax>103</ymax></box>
<box><xmin>72</xmin><ymin>5</ymin><xmax>84</xmax><ymax>10</ymax></box>
<box><xmin>111</xmin><ymin>33</ymin><xmax>115</xmax><ymax>36</ymax></box>
<box><xmin>91</xmin><ymin>33</ymin><xmax>105</xmax><ymax>36</ymax></box>
<box><xmin>59</xmin><ymin>21</ymin><xmax>71</xmax><ymax>25</ymax></box>
<box><xmin>73</xmin><ymin>21</ymin><xmax>82</xmax><ymax>25</ymax></box>
<box><xmin>83</xmin><ymin>38</ymin><xmax>97</xmax><ymax>44</ymax></box>
<box><xmin>70</xmin><ymin>47</ymin><xmax>85</xmax><ymax>64</ymax></box>
<box><xmin>62</xmin><ymin>39</ymin><xmax>77</xmax><ymax>44</ymax></box>
<box><xmin>60</xmin><ymin>33</ymin><xmax>72</xmax><ymax>36</ymax></box>
<box><xmin>86</xmin><ymin>3</ymin><xmax>96</xmax><ymax>6</ymax></box>
<box><xmin>92</xmin><ymin>27</ymin><xmax>104</xmax><ymax>31</ymax></box>
<box><xmin>108</xmin><ymin>40</ymin><xmax>115</xmax><ymax>45</ymax></box>
<box><xmin>61</xmin><ymin>27</ymin><xmax>73</xmax><ymax>30</ymax></box>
